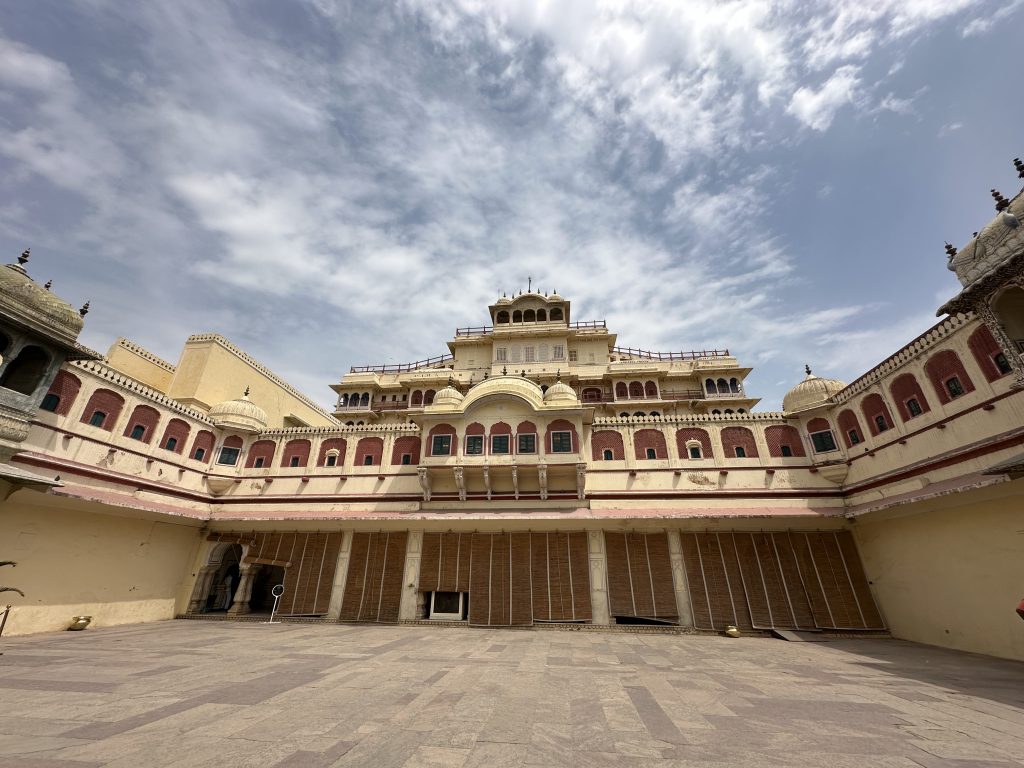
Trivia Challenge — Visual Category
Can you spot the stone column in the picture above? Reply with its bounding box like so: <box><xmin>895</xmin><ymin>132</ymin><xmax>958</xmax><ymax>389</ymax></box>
<box><xmin>667</xmin><ymin>530</ymin><xmax>694</xmax><ymax>628</ymax></box>
<box><xmin>187</xmin><ymin>565</ymin><xmax>218</xmax><ymax>614</ymax></box>
<box><xmin>228</xmin><ymin>564</ymin><xmax>258</xmax><ymax>615</ymax></box>
<box><xmin>399</xmin><ymin>530</ymin><xmax>423</xmax><ymax>621</ymax></box>
<box><xmin>327</xmin><ymin>531</ymin><xmax>353</xmax><ymax>620</ymax></box>
<box><xmin>588</xmin><ymin>529</ymin><xmax>611</xmax><ymax>625</ymax></box>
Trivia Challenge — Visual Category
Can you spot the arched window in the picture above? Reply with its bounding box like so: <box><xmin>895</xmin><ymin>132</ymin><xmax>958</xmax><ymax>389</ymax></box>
<box><xmin>633</xmin><ymin>429</ymin><xmax>667</xmax><ymax>460</ymax></box>
<box><xmin>217</xmin><ymin>435</ymin><xmax>243</xmax><ymax>466</ymax></box>
<box><xmin>512</xmin><ymin>310</ymin><xmax>523</xmax><ymax>323</ymax></box>
<box><xmin>968</xmin><ymin>324</ymin><xmax>1012</xmax><ymax>381</ymax></box>
<box><xmin>0</xmin><ymin>345</ymin><xmax>50</xmax><ymax>395</ymax></box>
<box><xmin>628</xmin><ymin>381</ymin><xmax>644</xmax><ymax>399</ymax></box>
<box><xmin>550</xmin><ymin>307</ymin><xmax>563</xmax><ymax>321</ymax></box>
<box><xmin>424</xmin><ymin>389</ymin><xmax>436</xmax><ymax>405</ymax></box>
<box><xmin>838</xmin><ymin>409</ymin><xmax>863</xmax><ymax>447</ymax></box>
<box><xmin>705</xmin><ymin>378</ymin><xmax>717</xmax><ymax>395</ymax></box>
<box><xmin>721</xmin><ymin>426</ymin><xmax>758</xmax><ymax>458</ymax></box>
<box><xmin>716</xmin><ymin>378</ymin><xmax>728</xmax><ymax>393</ymax></box>
<box><xmin>861</xmin><ymin>393</ymin><xmax>893</xmax><ymax>436</ymax></box>
<box><xmin>806</xmin><ymin>417</ymin><xmax>837</xmax><ymax>453</ymax></box>
<box><xmin>925</xmin><ymin>350</ymin><xmax>975</xmax><ymax>404</ymax></box>
<box><xmin>650</xmin><ymin>411</ymin><xmax>660</xmax><ymax>417</ymax></box>
<box><xmin>677</xmin><ymin>428</ymin><xmax>712</xmax><ymax>459</ymax></box>
<box><xmin>523</xmin><ymin>309</ymin><xmax>536</xmax><ymax>322</ymax></box>
<box><xmin>80</xmin><ymin>388</ymin><xmax>125</xmax><ymax>431</ymax></box>
<box><xmin>615</xmin><ymin>382</ymin><xmax>628</xmax><ymax>399</ymax></box>
<box><xmin>644</xmin><ymin>381</ymin><xmax>657</xmax><ymax>398</ymax></box>
<box><xmin>190</xmin><ymin>430</ymin><xmax>214</xmax><ymax>461</ymax></box>
<box><xmin>246</xmin><ymin>440</ymin><xmax>276</xmax><ymax>468</ymax></box>
<box><xmin>411</xmin><ymin>390</ymin><xmax>423</xmax><ymax>406</ymax></box>
<box><xmin>591</xmin><ymin>430</ymin><xmax>624</xmax><ymax>461</ymax></box>
<box><xmin>355</xmin><ymin>436</ymin><xmax>383</xmax><ymax>466</ymax></box>
<box><xmin>391</xmin><ymin>435</ymin><xmax>421</xmax><ymax>465</ymax></box>
<box><xmin>765</xmin><ymin>425</ymin><xmax>805</xmax><ymax>458</ymax></box>
<box><xmin>737</xmin><ymin>408</ymin><xmax>746</xmax><ymax>414</ymax></box>
<box><xmin>123</xmin><ymin>404</ymin><xmax>160</xmax><ymax>444</ymax></box>
<box><xmin>40</xmin><ymin>370</ymin><xmax>81</xmax><ymax>416</ymax></box>
<box><xmin>318</xmin><ymin>438</ymin><xmax>347</xmax><ymax>466</ymax></box>
<box><xmin>280</xmin><ymin>439</ymin><xmax>311</xmax><ymax>468</ymax></box>
<box><xmin>729</xmin><ymin>378</ymin><xmax>740</xmax><ymax>393</ymax></box>
<box><xmin>496</xmin><ymin>310</ymin><xmax>510</xmax><ymax>324</ymax></box>
<box><xmin>724</xmin><ymin>409</ymin><xmax>734</xmax><ymax>414</ymax></box>
<box><xmin>633</xmin><ymin>411</ymin><xmax>645</xmax><ymax>417</ymax></box>
<box><xmin>360</xmin><ymin>392</ymin><xmax>370</xmax><ymax>407</ymax></box>
<box><xmin>890</xmin><ymin>373</ymin><xmax>930</xmax><ymax>422</ymax></box>
<box><xmin>582</xmin><ymin>387</ymin><xmax>602</xmax><ymax>403</ymax></box>
<box><xmin>158</xmin><ymin>418</ymin><xmax>190</xmax><ymax>454</ymax></box>
<box><xmin>537</xmin><ymin>309</ymin><xmax>547</xmax><ymax>321</ymax></box>
<box><xmin>711</xmin><ymin>409</ymin><xmax>721</xmax><ymax>415</ymax></box>
<box><xmin>41</xmin><ymin>393</ymin><xmax>61</xmax><ymax>412</ymax></box>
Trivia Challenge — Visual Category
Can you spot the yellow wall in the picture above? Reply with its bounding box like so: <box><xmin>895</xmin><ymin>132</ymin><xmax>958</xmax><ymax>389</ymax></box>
<box><xmin>0</xmin><ymin>491</ymin><xmax>203</xmax><ymax>636</ymax></box>
<box><xmin>167</xmin><ymin>335</ymin><xmax>336</xmax><ymax>428</ymax></box>
<box><xmin>853</xmin><ymin>481</ymin><xmax>1024</xmax><ymax>661</ymax></box>
<box><xmin>104</xmin><ymin>339</ymin><xmax>175</xmax><ymax>393</ymax></box>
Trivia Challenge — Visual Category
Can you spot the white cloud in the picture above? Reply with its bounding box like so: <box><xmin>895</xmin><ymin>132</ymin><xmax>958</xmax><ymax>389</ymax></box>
<box><xmin>787</xmin><ymin>65</ymin><xmax>862</xmax><ymax>131</ymax></box>
<box><xmin>962</xmin><ymin>0</ymin><xmax>1023</xmax><ymax>36</ymax></box>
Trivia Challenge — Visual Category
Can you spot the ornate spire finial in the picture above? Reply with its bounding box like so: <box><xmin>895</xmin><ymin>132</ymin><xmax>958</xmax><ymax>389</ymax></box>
<box><xmin>992</xmin><ymin>189</ymin><xmax>1010</xmax><ymax>212</ymax></box>
<box><xmin>447</xmin><ymin>374</ymin><xmax>454</xmax><ymax>387</ymax></box>
<box><xmin>521</xmin><ymin>369</ymin><xmax>527</xmax><ymax>377</ymax></box>
<box><xmin>502</xmin><ymin>365</ymin><xmax>507</xmax><ymax>375</ymax></box>
<box><xmin>805</xmin><ymin>364</ymin><xmax>812</xmax><ymax>376</ymax></box>
<box><xmin>528</xmin><ymin>275</ymin><xmax>532</xmax><ymax>292</ymax></box>
<box><xmin>244</xmin><ymin>386</ymin><xmax>250</xmax><ymax>397</ymax></box>
<box><xmin>944</xmin><ymin>242</ymin><xmax>957</xmax><ymax>258</ymax></box>
<box><xmin>556</xmin><ymin>369</ymin><xmax>561</xmax><ymax>381</ymax></box>
<box><xmin>44</xmin><ymin>279</ymin><xmax>52</xmax><ymax>290</ymax></box>
<box><xmin>18</xmin><ymin>248</ymin><xmax>30</xmax><ymax>265</ymax></box>
<box><xmin>78</xmin><ymin>301</ymin><xmax>90</xmax><ymax>317</ymax></box>
<box><xmin>1014</xmin><ymin>157</ymin><xmax>1024</xmax><ymax>179</ymax></box>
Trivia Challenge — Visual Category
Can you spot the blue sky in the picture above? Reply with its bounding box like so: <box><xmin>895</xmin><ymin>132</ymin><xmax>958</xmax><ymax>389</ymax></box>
<box><xmin>2</xmin><ymin>0</ymin><xmax>1022</xmax><ymax>410</ymax></box>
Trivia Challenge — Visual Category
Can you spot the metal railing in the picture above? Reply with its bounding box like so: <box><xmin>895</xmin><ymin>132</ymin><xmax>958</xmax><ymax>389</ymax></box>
<box><xmin>611</xmin><ymin>347</ymin><xmax>729</xmax><ymax>361</ymax></box>
<box><xmin>349</xmin><ymin>354</ymin><xmax>454</xmax><ymax>374</ymax></box>
<box><xmin>455</xmin><ymin>319</ymin><xmax>608</xmax><ymax>336</ymax></box>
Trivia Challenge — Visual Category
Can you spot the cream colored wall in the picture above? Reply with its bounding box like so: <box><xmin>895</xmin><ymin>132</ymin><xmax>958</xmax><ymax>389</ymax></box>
<box><xmin>167</xmin><ymin>336</ymin><xmax>335</xmax><ymax>428</ymax></box>
<box><xmin>853</xmin><ymin>481</ymin><xmax>1024</xmax><ymax>661</ymax></box>
<box><xmin>0</xmin><ymin>492</ymin><xmax>204</xmax><ymax>636</ymax></box>
<box><xmin>104</xmin><ymin>340</ymin><xmax>175</xmax><ymax>393</ymax></box>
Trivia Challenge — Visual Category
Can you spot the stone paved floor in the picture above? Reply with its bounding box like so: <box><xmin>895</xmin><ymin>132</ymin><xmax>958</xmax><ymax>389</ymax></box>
<box><xmin>1</xmin><ymin>622</ymin><xmax>1023</xmax><ymax>767</ymax></box>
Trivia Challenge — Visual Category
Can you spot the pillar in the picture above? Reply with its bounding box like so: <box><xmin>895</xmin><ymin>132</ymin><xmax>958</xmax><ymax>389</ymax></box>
<box><xmin>327</xmin><ymin>530</ymin><xmax>353</xmax><ymax>620</ymax></box>
<box><xmin>227</xmin><ymin>564</ymin><xmax>258</xmax><ymax>615</ymax></box>
<box><xmin>588</xmin><ymin>530</ymin><xmax>611</xmax><ymax>625</ymax></box>
<box><xmin>187</xmin><ymin>565</ymin><xmax>218</xmax><ymax>614</ymax></box>
<box><xmin>667</xmin><ymin>530</ymin><xmax>694</xmax><ymax>628</ymax></box>
<box><xmin>399</xmin><ymin>530</ymin><xmax>423</xmax><ymax>621</ymax></box>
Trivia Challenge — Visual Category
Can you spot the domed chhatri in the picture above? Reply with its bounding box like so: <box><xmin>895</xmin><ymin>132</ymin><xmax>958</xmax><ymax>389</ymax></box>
<box><xmin>543</xmin><ymin>374</ymin><xmax>577</xmax><ymax>405</ymax></box>
<box><xmin>782</xmin><ymin>365</ymin><xmax>846</xmax><ymax>414</ymax></box>
<box><xmin>432</xmin><ymin>378</ymin><xmax>465</xmax><ymax>407</ymax></box>
<box><xmin>208</xmin><ymin>387</ymin><xmax>268</xmax><ymax>433</ymax></box>
<box><xmin>0</xmin><ymin>250</ymin><xmax>85</xmax><ymax>345</ymax></box>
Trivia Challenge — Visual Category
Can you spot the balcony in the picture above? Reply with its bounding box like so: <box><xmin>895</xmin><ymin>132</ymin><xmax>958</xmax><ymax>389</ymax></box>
<box><xmin>349</xmin><ymin>354</ymin><xmax>453</xmax><ymax>374</ymax></box>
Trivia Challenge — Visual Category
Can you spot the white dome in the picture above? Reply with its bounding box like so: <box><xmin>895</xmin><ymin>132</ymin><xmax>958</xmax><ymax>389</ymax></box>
<box><xmin>544</xmin><ymin>379</ymin><xmax>577</xmax><ymax>404</ymax></box>
<box><xmin>432</xmin><ymin>384</ymin><xmax>464</xmax><ymax>407</ymax></box>
<box><xmin>209</xmin><ymin>390</ymin><xmax>267</xmax><ymax>433</ymax></box>
<box><xmin>782</xmin><ymin>367</ymin><xmax>845</xmax><ymax>414</ymax></box>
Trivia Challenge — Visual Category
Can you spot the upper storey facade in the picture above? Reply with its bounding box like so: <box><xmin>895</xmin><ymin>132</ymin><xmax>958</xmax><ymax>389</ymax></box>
<box><xmin>332</xmin><ymin>290</ymin><xmax>758</xmax><ymax>424</ymax></box>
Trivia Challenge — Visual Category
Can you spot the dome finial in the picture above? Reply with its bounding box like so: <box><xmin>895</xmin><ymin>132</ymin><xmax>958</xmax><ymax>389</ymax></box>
<box><xmin>992</xmin><ymin>189</ymin><xmax>1010</xmax><ymax>212</ymax></box>
<box><xmin>1014</xmin><ymin>157</ymin><xmax>1024</xmax><ymax>179</ymax></box>
<box><xmin>556</xmin><ymin>369</ymin><xmax>561</xmax><ymax>381</ymax></box>
<box><xmin>243</xmin><ymin>386</ymin><xmax>250</xmax><ymax>397</ymax></box>
<box><xmin>447</xmin><ymin>374</ymin><xmax>454</xmax><ymax>387</ymax></box>
<box><xmin>18</xmin><ymin>248</ymin><xmax>30</xmax><ymax>265</ymax></box>
<box><xmin>502</xmin><ymin>365</ymin><xmax>507</xmax><ymax>375</ymax></box>
<box><xmin>944</xmin><ymin>242</ymin><xmax>957</xmax><ymax>258</ymax></box>
<box><xmin>78</xmin><ymin>301</ymin><xmax>90</xmax><ymax>317</ymax></box>
<box><xmin>44</xmin><ymin>279</ymin><xmax>52</xmax><ymax>290</ymax></box>
<box><xmin>805</xmin><ymin>364</ymin><xmax>812</xmax><ymax>376</ymax></box>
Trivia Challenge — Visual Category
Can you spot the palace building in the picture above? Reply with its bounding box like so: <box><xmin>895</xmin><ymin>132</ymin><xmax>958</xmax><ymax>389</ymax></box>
<box><xmin>2</xmin><ymin>162</ymin><xmax>1024</xmax><ymax>661</ymax></box>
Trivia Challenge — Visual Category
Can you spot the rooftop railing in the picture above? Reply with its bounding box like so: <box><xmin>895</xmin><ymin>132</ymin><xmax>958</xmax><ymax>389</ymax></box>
<box><xmin>349</xmin><ymin>354</ymin><xmax>454</xmax><ymax>374</ymax></box>
<box><xmin>455</xmin><ymin>319</ymin><xmax>609</xmax><ymax>336</ymax></box>
<box><xmin>611</xmin><ymin>347</ymin><xmax>730</xmax><ymax>361</ymax></box>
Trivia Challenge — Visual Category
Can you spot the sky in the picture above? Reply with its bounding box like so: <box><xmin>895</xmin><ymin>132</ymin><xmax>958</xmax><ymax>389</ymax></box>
<box><xmin>1</xmin><ymin>0</ymin><xmax>1023</xmax><ymax>412</ymax></box>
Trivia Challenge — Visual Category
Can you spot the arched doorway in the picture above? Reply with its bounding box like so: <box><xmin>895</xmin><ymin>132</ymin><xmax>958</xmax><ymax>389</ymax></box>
<box><xmin>992</xmin><ymin>286</ymin><xmax>1024</xmax><ymax>351</ymax></box>
<box><xmin>206</xmin><ymin>543</ymin><xmax>242</xmax><ymax>612</ymax></box>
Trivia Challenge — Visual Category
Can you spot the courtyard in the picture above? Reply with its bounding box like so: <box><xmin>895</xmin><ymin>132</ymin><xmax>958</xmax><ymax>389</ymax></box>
<box><xmin>0</xmin><ymin>622</ymin><xmax>1022</xmax><ymax>767</ymax></box>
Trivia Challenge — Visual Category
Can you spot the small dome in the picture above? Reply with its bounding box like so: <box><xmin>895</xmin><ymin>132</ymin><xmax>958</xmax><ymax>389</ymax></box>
<box><xmin>544</xmin><ymin>379</ymin><xmax>577</xmax><ymax>404</ymax></box>
<box><xmin>548</xmin><ymin>293</ymin><xmax>564</xmax><ymax>301</ymax></box>
<box><xmin>209</xmin><ymin>389</ymin><xmax>267</xmax><ymax>433</ymax></box>
<box><xmin>782</xmin><ymin>367</ymin><xmax>845</xmax><ymax>414</ymax></box>
<box><xmin>496</xmin><ymin>295</ymin><xmax>512</xmax><ymax>305</ymax></box>
<box><xmin>432</xmin><ymin>383</ymin><xmax>464</xmax><ymax>407</ymax></box>
<box><xmin>0</xmin><ymin>258</ymin><xmax>84</xmax><ymax>344</ymax></box>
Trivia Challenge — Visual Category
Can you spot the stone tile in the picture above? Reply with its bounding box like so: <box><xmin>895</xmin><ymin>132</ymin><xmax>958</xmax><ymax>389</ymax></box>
<box><xmin>1</xmin><ymin>622</ymin><xmax>1022</xmax><ymax>768</ymax></box>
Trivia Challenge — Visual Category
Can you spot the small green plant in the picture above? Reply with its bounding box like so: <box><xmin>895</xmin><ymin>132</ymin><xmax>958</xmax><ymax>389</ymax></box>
<box><xmin>1</xmin><ymin>561</ymin><xmax>24</xmax><ymax>597</ymax></box>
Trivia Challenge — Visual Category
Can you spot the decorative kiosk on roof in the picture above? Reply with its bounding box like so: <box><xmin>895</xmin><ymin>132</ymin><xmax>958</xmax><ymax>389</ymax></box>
<box><xmin>782</xmin><ymin>365</ymin><xmax>847</xmax><ymax>415</ymax></box>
